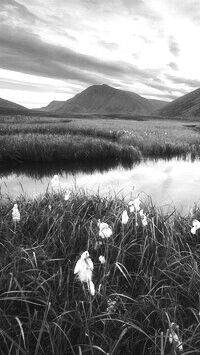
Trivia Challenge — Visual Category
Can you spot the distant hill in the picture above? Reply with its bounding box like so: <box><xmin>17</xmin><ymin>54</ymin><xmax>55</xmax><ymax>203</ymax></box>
<box><xmin>39</xmin><ymin>100</ymin><xmax>65</xmax><ymax>112</ymax></box>
<box><xmin>0</xmin><ymin>97</ymin><xmax>27</xmax><ymax>112</ymax></box>
<box><xmin>158</xmin><ymin>88</ymin><xmax>200</xmax><ymax>118</ymax></box>
<box><xmin>148</xmin><ymin>99</ymin><xmax>168</xmax><ymax>111</ymax></box>
<box><xmin>41</xmin><ymin>84</ymin><xmax>168</xmax><ymax>115</ymax></box>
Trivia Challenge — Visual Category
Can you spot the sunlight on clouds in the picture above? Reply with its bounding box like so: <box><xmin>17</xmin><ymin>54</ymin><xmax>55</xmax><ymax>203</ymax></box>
<box><xmin>0</xmin><ymin>69</ymin><xmax>85</xmax><ymax>107</ymax></box>
<box><xmin>0</xmin><ymin>88</ymin><xmax>69</xmax><ymax>108</ymax></box>
<box><xmin>1</xmin><ymin>0</ymin><xmax>200</xmax><ymax>105</ymax></box>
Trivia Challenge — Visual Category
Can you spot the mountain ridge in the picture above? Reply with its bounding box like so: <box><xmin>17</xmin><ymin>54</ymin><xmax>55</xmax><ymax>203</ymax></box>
<box><xmin>0</xmin><ymin>97</ymin><xmax>27</xmax><ymax>112</ymax></box>
<box><xmin>41</xmin><ymin>84</ymin><xmax>168</xmax><ymax>115</ymax></box>
<box><xmin>158</xmin><ymin>87</ymin><xmax>200</xmax><ymax>118</ymax></box>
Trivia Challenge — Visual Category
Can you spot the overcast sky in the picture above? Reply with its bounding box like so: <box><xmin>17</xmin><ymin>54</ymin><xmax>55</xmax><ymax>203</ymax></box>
<box><xmin>1</xmin><ymin>0</ymin><xmax>200</xmax><ymax>108</ymax></box>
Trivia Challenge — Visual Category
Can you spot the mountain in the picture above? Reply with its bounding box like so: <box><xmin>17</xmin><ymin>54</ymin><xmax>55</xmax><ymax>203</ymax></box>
<box><xmin>0</xmin><ymin>97</ymin><xmax>27</xmax><ymax>112</ymax></box>
<box><xmin>40</xmin><ymin>100</ymin><xmax>65</xmax><ymax>112</ymax></box>
<box><xmin>41</xmin><ymin>84</ymin><xmax>168</xmax><ymax>115</ymax></box>
<box><xmin>158</xmin><ymin>88</ymin><xmax>200</xmax><ymax>118</ymax></box>
<box><xmin>148</xmin><ymin>99</ymin><xmax>168</xmax><ymax>111</ymax></box>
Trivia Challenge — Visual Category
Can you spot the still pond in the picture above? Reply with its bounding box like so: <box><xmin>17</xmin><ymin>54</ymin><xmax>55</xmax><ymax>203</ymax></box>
<box><xmin>1</xmin><ymin>157</ymin><xmax>200</xmax><ymax>214</ymax></box>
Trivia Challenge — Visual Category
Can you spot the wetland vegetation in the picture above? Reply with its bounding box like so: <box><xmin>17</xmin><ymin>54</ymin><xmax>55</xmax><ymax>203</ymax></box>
<box><xmin>1</xmin><ymin>114</ymin><xmax>200</xmax><ymax>163</ymax></box>
<box><xmin>1</xmin><ymin>190</ymin><xmax>200</xmax><ymax>354</ymax></box>
<box><xmin>1</xmin><ymin>114</ymin><xmax>200</xmax><ymax>354</ymax></box>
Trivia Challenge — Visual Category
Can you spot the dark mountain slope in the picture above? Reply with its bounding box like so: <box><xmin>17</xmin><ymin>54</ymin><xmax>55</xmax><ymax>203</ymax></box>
<box><xmin>41</xmin><ymin>84</ymin><xmax>167</xmax><ymax>115</ymax></box>
<box><xmin>0</xmin><ymin>97</ymin><xmax>27</xmax><ymax>112</ymax></box>
<box><xmin>40</xmin><ymin>100</ymin><xmax>65</xmax><ymax>112</ymax></box>
<box><xmin>55</xmin><ymin>84</ymin><xmax>162</xmax><ymax>115</ymax></box>
<box><xmin>158</xmin><ymin>88</ymin><xmax>200</xmax><ymax>118</ymax></box>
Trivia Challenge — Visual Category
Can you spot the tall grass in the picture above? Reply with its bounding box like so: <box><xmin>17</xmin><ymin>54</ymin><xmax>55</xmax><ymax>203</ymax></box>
<box><xmin>2</xmin><ymin>116</ymin><xmax>200</xmax><ymax>163</ymax></box>
<box><xmin>0</xmin><ymin>190</ymin><xmax>200</xmax><ymax>353</ymax></box>
<box><xmin>0</xmin><ymin>134</ymin><xmax>141</xmax><ymax>163</ymax></box>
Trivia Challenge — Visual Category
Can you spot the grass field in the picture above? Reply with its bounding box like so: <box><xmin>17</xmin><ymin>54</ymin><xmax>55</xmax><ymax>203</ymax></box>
<box><xmin>0</xmin><ymin>190</ymin><xmax>200</xmax><ymax>354</ymax></box>
<box><xmin>1</xmin><ymin>115</ymin><xmax>200</xmax><ymax>353</ymax></box>
<box><xmin>1</xmin><ymin>115</ymin><xmax>200</xmax><ymax>163</ymax></box>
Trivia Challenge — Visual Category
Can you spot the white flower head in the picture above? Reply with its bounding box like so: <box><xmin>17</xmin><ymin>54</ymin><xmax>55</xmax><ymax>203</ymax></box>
<box><xmin>142</xmin><ymin>215</ymin><xmax>148</xmax><ymax>227</ymax></box>
<box><xmin>128</xmin><ymin>201</ymin><xmax>135</xmax><ymax>213</ymax></box>
<box><xmin>133</xmin><ymin>198</ymin><xmax>141</xmax><ymax>212</ymax></box>
<box><xmin>168</xmin><ymin>322</ymin><xmax>183</xmax><ymax>352</ymax></box>
<box><xmin>191</xmin><ymin>219</ymin><xmax>200</xmax><ymax>234</ymax></box>
<box><xmin>12</xmin><ymin>204</ymin><xmax>20</xmax><ymax>222</ymax></box>
<box><xmin>139</xmin><ymin>209</ymin><xmax>144</xmax><ymax>217</ymax></box>
<box><xmin>139</xmin><ymin>209</ymin><xmax>148</xmax><ymax>226</ymax></box>
<box><xmin>74</xmin><ymin>251</ymin><xmax>95</xmax><ymax>295</ymax></box>
<box><xmin>99</xmin><ymin>255</ymin><xmax>106</xmax><ymax>264</ymax></box>
<box><xmin>64</xmin><ymin>189</ymin><xmax>71</xmax><ymax>201</ymax></box>
<box><xmin>98</xmin><ymin>219</ymin><xmax>112</xmax><ymax>238</ymax></box>
<box><xmin>122</xmin><ymin>210</ymin><xmax>129</xmax><ymax>224</ymax></box>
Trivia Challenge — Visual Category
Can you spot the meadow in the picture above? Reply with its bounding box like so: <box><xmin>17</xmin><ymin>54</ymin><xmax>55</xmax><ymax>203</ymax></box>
<box><xmin>1</xmin><ymin>115</ymin><xmax>200</xmax><ymax>354</ymax></box>
<box><xmin>1</xmin><ymin>115</ymin><xmax>200</xmax><ymax>163</ymax></box>
<box><xmin>1</xmin><ymin>189</ymin><xmax>200</xmax><ymax>354</ymax></box>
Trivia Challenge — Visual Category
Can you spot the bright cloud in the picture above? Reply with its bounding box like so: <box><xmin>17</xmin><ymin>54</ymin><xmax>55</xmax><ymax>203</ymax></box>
<box><xmin>0</xmin><ymin>0</ymin><xmax>200</xmax><ymax>107</ymax></box>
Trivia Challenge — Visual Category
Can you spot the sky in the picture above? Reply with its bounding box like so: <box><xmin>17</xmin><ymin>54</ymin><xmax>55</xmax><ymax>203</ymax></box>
<box><xmin>1</xmin><ymin>0</ymin><xmax>200</xmax><ymax>108</ymax></box>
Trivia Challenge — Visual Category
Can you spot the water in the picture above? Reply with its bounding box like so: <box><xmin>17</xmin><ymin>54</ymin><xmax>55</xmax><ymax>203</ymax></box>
<box><xmin>1</xmin><ymin>157</ymin><xmax>200</xmax><ymax>214</ymax></box>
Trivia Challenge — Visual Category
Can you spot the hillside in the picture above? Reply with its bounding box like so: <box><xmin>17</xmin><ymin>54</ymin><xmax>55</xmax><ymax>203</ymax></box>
<box><xmin>0</xmin><ymin>98</ymin><xmax>27</xmax><ymax>112</ymax></box>
<box><xmin>158</xmin><ymin>88</ymin><xmax>200</xmax><ymax>118</ymax></box>
<box><xmin>40</xmin><ymin>100</ymin><xmax>65</xmax><ymax>112</ymax></box>
<box><xmin>42</xmin><ymin>84</ymin><xmax>168</xmax><ymax>115</ymax></box>
<box><xmin>148</xmin><ymin>98</ymin><xmax>168</xmax><ymax>111</ymax></box>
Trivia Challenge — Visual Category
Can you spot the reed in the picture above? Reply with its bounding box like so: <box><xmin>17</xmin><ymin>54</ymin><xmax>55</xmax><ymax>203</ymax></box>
<box><xmin>1</xmin><ymin>116</ymin><xmax>200</xmax><ymax>163</ymax></box>
<box><xmin>0</xmin><ymin>190</ymin><xmax>200</xmax><ymax>354</ymax></box>
<box><xmin>0</xmin><ymin>134</ymin><xmax>141</xmax><ymax>163</ymax></box>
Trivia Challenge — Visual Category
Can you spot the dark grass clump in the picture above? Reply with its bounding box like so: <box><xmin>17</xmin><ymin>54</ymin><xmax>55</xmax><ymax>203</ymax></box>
<box><xmin>0</xmin><ymin>134</ymin><xmax>141</xmax><ymax>164</ymax></box>
<box><xmin>0</xmin><ymin>190</ymin><xmax>200</xmax><ymax>354</ymax></box>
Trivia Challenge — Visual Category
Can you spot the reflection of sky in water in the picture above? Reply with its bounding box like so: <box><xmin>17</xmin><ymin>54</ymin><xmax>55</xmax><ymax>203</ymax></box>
<box><xmin>1</xmin><ymin>158</ymin><xmax>200</xmax><ymax>214</ymax></box>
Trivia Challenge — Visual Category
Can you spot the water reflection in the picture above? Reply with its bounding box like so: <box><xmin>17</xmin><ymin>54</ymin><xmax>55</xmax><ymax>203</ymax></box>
<box><xmin>0</xmin><ymin>159</ymin><xmax>134</xmax><ymax>179</ymax></box>
<box><xmin>1</xmin><ymin>157</ymin><xmax>200</xmax><ymax>214</ymax></box>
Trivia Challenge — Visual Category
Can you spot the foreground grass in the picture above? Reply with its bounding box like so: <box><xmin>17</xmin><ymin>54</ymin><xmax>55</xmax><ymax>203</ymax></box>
<box><xmin>1</xmin><ymin>116</ymin><xmax>200</xmax><ymax>163</ymax></box>
<box><xmin>0</xmin><ymin>190</ymin><xmax>200</xmax><ymax>354</ymax></box>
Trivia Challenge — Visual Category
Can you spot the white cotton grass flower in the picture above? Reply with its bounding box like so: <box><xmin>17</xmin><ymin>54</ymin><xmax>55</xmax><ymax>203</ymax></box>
<box><xmin>141</xmin><ymin>215</ymin><xmax>148</xmax><ymax>226</ymax></box>
<box><xmin>139</xmin><ymin>209</ymin><xmax>144</xmax><ymax>217</ymax></box>
<box><xmin>98</xmin><ymin>220</ymin><xmax>112</xmax><ymax>239</ymax></box>
<box><xmin>191</xmin><ymin>219</ymin><xmax>200</xmax><ymax>234</ymax></box>
<box><xmin>133</xmin><ymin>198</ymin><xmax>141</xmax><ymax>212</ymax></box>
<box><xmin>122</xmin><ymin>210</ymin><xmax>129</xmax><ymax>224</ymax></box>
<box><xmin>128</xmin><ymin>201</ymin><xmax>135</xmax><ymax>213</ymax></box>
<box><xmin>139</xmin><ymin>209</ymin><xmax>148</xmax><ymax>226</ymax></box>
<box><xmin>74</xmin><ymin>251</ymin><xmax>95</xmax><ymax>296</ymax></box>
<box><xmin>99</xmin><ymin>255</ymin><xmax>106</xmax><ymax>264</ymax></box>
<box><xmin>12</xmin><ymin>204</ymin><xmax>20</xmax><ymax>222</ymax></box>
<box><xmin>64</xmin><ymin>189</ymin><xmax>71</xmax><ymax>201</ymax></box>
<box><xmin>50</xmin><ymin>174</ymin><xmax>61</xmax><ymax>192</ymax></box>
<box><xmin>168</xmin><ymin>322</ymin><xmax>183</xmax><ymax>351</ymax></box>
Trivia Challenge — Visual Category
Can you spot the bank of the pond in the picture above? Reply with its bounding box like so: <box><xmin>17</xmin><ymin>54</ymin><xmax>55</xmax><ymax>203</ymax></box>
<box><xmin>0</xmin><ymin>191</ymin><xmax>200</xmax><ymax>353</ymax></box>
<box><xmin>1</xmin><ymin>156</ymin><xmax>200</xmax><ymax>214</ymax></box>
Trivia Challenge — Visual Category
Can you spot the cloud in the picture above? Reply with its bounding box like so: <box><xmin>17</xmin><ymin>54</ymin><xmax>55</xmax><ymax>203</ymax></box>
<box><xmin>97</xmin><ymin>39</ymin><xmax>119</xmax><ymax>51</ymax></box>
<box><xmin>0</xmin><ymin>23</ymin><xmax>165</xmax><ymax>90</ymax></box>
<box><xmin>167</xmin><ymin>75</ymin><xmax>200</xmax><ymax>88</ymax></box>
<box><xmin>167</xmin><ymin>62</ymin><xmax>179</xmax><ymax>71</ymax></box>
<box><xmin>0</xmin><ymin>25</ymin><xmax>128</xmax><ymax>85</ymax></box>
<box><xmin>175</xmin><ymin>0</ymin><xmax>200</xmax><ymax>23</ymax></box>
<box><xmin>168</xmin><ymin>36</ymin><xmax>180</xmax><ymax>56</ymax></box>
<box><xmin>145</xmin><ymin>81</ymin><xmax>173</xmax><ymax>93</ymax></box>
<box><xmin>0</xmin><ymin>0</ymin><xmax>40</xmax><ymax>25</ymax></box>
<box><xmin>0</xmin><ymin>77</ymin><xmax>70</xmax><ymax>94</ymax></box>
